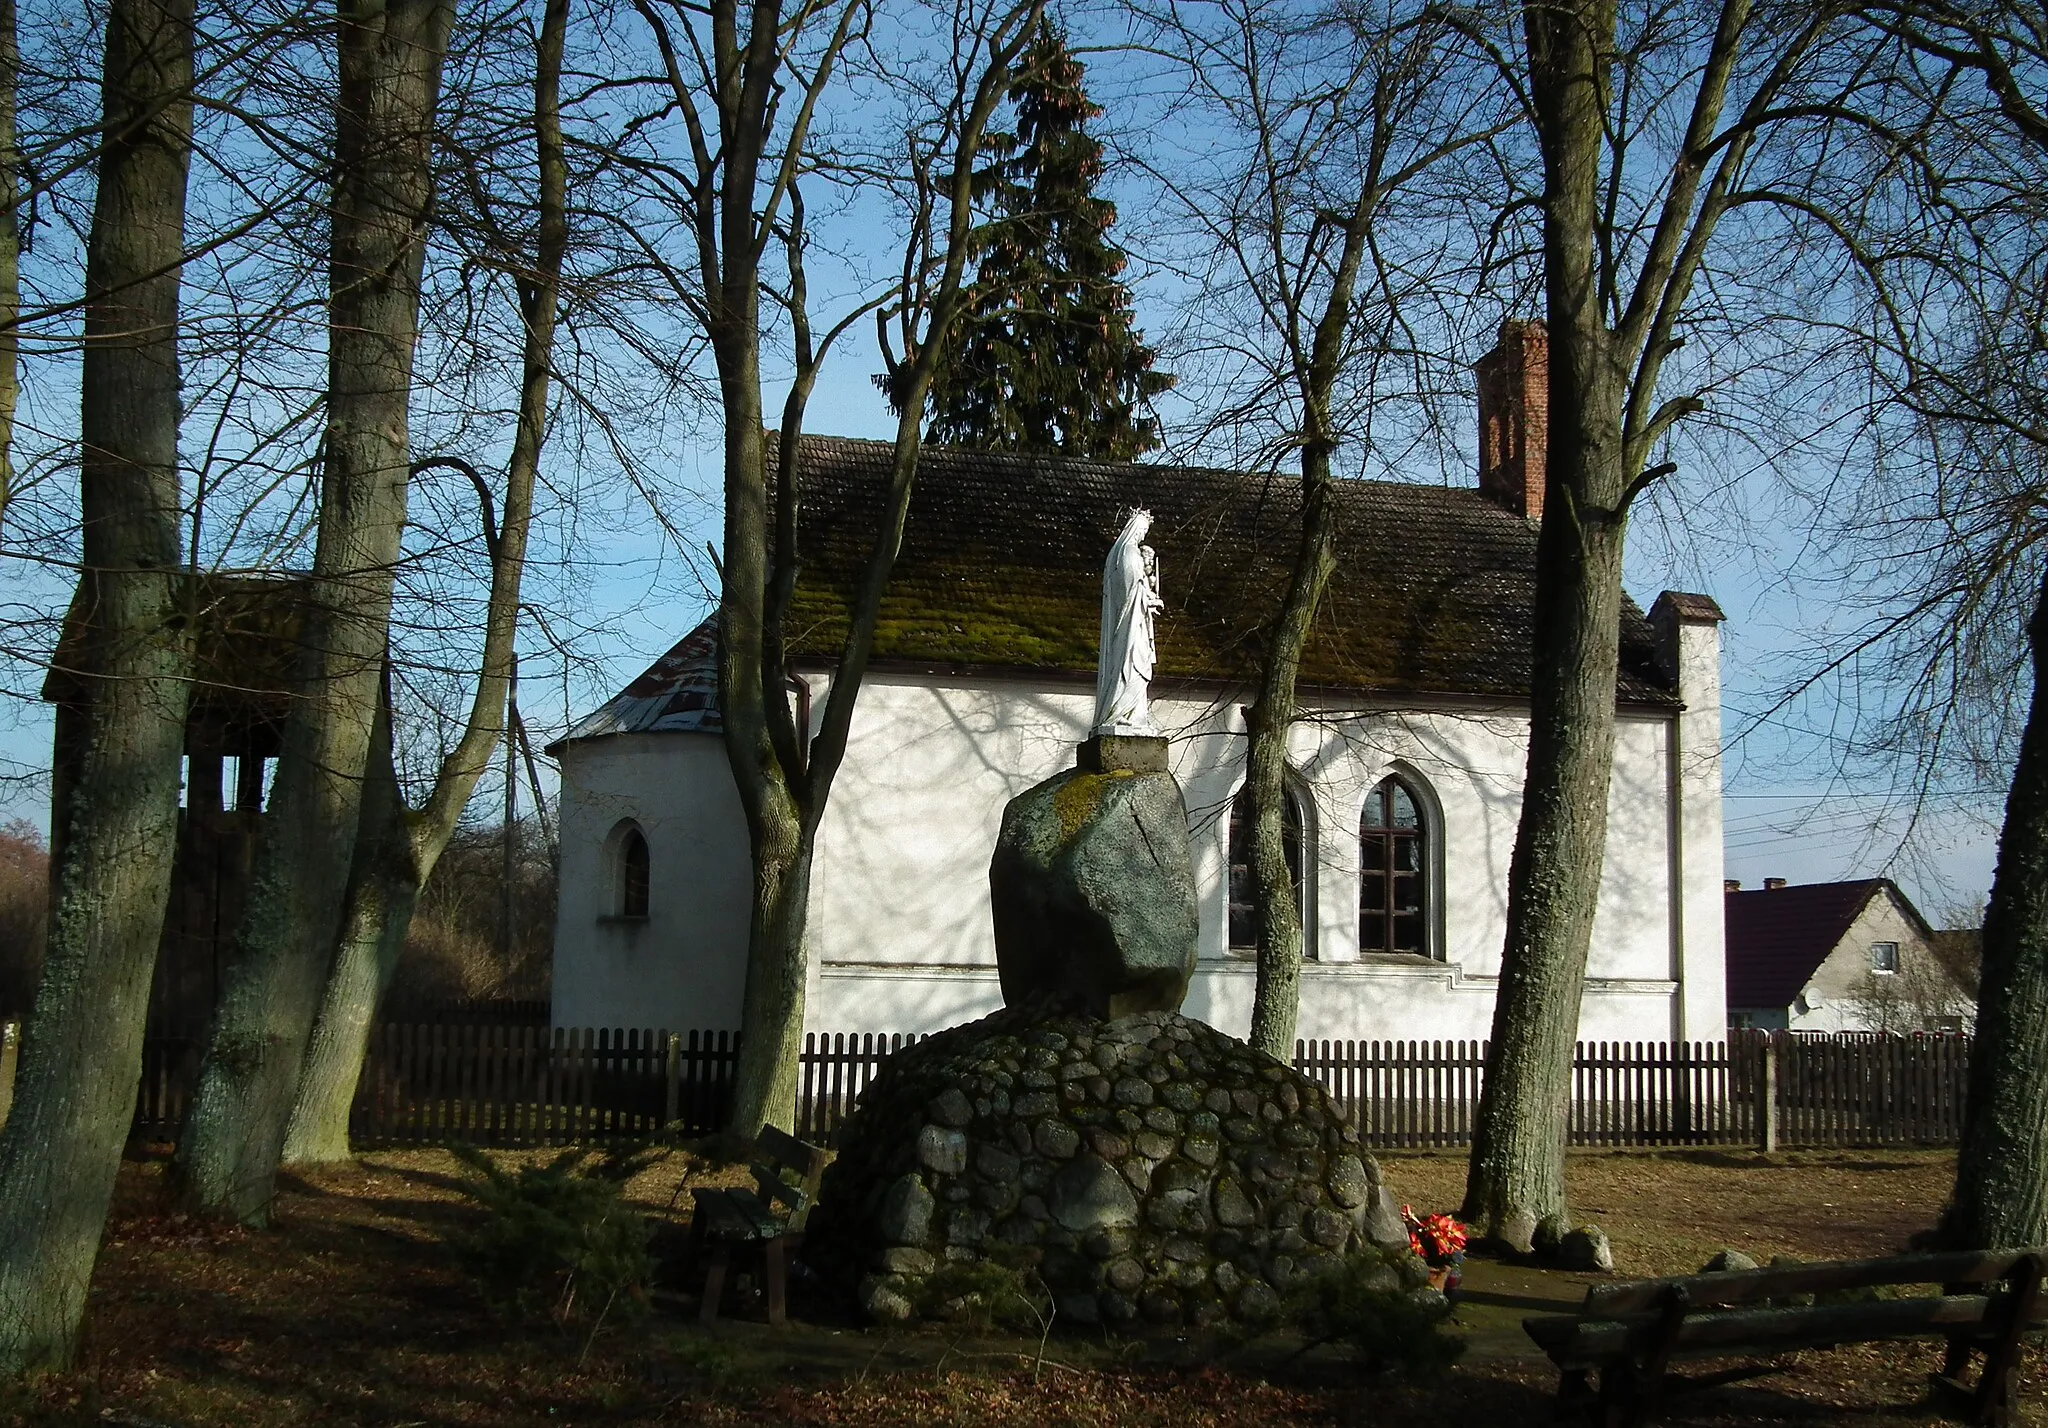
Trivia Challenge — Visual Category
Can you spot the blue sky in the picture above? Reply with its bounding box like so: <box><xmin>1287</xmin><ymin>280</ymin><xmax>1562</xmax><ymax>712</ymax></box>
<box><xmin>0</xmin><ymin>0</ymin><xmax>2012</xmax><ymax>929</ymax></box>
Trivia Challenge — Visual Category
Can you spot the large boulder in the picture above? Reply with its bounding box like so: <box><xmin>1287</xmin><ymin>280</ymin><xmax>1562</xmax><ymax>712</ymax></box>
<box><xmin>990</xmin><ymin>765</ymin><xmax>1198</xmax><ymax>1018</ymax></box>
<box><xmin>804</xmin><ymin>1006</ymin><xmax>1416</xmax><ymax>1330</ymax></box>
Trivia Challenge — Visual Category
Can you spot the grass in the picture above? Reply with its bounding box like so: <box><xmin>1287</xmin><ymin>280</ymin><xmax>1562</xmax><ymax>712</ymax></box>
<box><xmin>0</xmin><ymin>1144</ymin><xmax>2037</xmax><ymax>1426</ymax></box>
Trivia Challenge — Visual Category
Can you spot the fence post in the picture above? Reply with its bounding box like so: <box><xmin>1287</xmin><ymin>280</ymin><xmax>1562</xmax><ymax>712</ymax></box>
<box><xmin>664</xmin><ymin>1032</ymin><xmax>681</xmax><ymax>1128</ymax></box>
<box><xmin>1760</xmin><ymin>1034</ymin><xmax>1779</xmax><ymax>1154</ymax></box>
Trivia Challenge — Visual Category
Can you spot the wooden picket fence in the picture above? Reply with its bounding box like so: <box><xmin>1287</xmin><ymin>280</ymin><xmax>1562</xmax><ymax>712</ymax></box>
<box><xmin>129</xmin><ymin>1023</ymin><xmax>1973</xmax><ymax>1151</ymax></box>
<box><xmin>1293</xmin><ymin>1032</ymin><xmax>1971</xmax><ymax>1149</ymax></box>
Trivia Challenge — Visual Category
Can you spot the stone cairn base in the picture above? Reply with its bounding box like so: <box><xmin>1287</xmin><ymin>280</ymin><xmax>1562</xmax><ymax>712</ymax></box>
<box><xmin>804</xmin><ymin>1003</ymin><xmax>1413</xmax><ymax>1328</ymax></box>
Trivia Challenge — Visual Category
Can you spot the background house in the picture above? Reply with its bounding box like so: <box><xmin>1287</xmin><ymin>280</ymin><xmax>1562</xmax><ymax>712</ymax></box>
<box><xmin>1724</xmin><ymin>877</ymin><xmax>1975</xmax><ymax>1033</ymax></box>
<box><xmin>550</xmin><ymin>326</ymin><xmax>1729</xmax><ymax>1044</ymax></box>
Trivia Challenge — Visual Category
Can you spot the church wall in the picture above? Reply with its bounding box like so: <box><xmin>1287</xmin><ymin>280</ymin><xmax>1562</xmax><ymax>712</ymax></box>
<box><xmin>549</xmin><ymin>640</ymin><xmax>1724</xmax><ymax>1047</ymax></box>
<box><xmin>550</xmin><ymin>732</ymin><xmax>751</xmax><ymax>1033</ymax></box>
<box><xmin>800</xmin><ymin>670</ymin><xmax>1693</xmax><ymax>1044</ymax></box>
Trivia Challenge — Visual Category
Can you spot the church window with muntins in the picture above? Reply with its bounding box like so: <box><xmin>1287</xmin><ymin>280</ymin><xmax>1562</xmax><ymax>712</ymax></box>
<box><xmin>621</xmin><ymin>827</ymin><xmax>650</xmax><ymax>918</ymax></box>
<box><xmin>1360</xmin><ymin>775</ymin><xmax>1427</xmax><ymax>956</ymax></box>
<box><xmin>1228</xmin><ymin>784</ymin><xmax>1306</xmax><ymax>955</ymax></box>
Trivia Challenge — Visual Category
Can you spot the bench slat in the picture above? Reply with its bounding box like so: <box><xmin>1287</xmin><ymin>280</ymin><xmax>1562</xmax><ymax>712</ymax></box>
<box><xmin>1528</xmin><ymin>1292</ymin><xmax>2015</xmax><ymax>1368</ymax></box>
<box><xmin>692</xmin><ymin>1185</ymin><xmax>785</xmax><ymax>1241</ymax></box>
<box><xmin>1584</xmin><ymin>1249</ymin><xmax>2046</xmax><ymax>1316</ymax></box>
<box><xmin>753</xmin><ymin>1165</ymin><xmax>806</xmax><ymax>1212</ymax></box>
<box><xmin>758</xmin><ymin>1123</ymin><xmax>830</xmax><ymax>1177</ymax></box>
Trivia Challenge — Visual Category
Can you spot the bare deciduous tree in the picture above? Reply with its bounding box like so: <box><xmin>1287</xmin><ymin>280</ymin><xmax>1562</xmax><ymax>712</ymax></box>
<box><xmin>283</xmin><ymin>0</ymin><xmax>570</xmax><ymax>1164</ymax></box>
<box><xmin>0</xmin><ymin>0</ymin><xmax>192</xmax><ymax>1368</ymax></box>
<box><xmin>1137</xmin><ymin>0</ymin><xmax>1513</xmax><ymax>1057</ymax></box>
<box><xmin>1463</xmin><ymin>0</ymin><xmax>1867</xmax><ymax>1250</ymax></box>
<box><xmin>628</xmin><ymin>0</ymin><xmax>1042</xmax><ymax>1132</ymax></box>
<box><xmin>178</xmin><ymin>0</ymin><xmax>456</xmax><ymax>1224</ymax></box>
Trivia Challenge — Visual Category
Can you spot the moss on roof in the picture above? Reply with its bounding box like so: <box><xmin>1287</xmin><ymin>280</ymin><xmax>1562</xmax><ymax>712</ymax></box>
<box><xmin>774</xmin><ymin>435</ymin><xmax>1675</xmax><ymax>705</ymax></box>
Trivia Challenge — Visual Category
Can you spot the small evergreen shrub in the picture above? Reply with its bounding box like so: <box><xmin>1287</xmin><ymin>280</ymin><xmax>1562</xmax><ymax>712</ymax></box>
<box><xmin>912</xmin><ymin>1247</ymin><xmax>1053</xmax><ymax>1332</ymax></box>
<box><xmin>1289</xmin><ymin>1247</ymin><xmax>1465</xmax><ymax>1377</ymax></box>
<box><xmin>452</xmin><ymin>1144</ymin><xmax>662</xmax><ymax>1328</ymax></box>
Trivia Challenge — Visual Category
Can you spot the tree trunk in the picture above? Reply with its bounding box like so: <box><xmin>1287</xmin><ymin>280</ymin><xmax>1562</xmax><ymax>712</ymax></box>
<box><xmin>1942</xmin><ymin>564</ymin><xmax>2048</xmax><ymax>1249</ymax></box>
<box><xmin>1245</xmin><ymin>444</ymin><xmax>1339</xmax><ymax>1059</ymax></box>
<box><xmin>1459</xmin><ymin>0</ymin><xmax>1633</xmax><ymax>1254</ymax></box>
<box><xmin>279</xmin><ymin>0</ymin><xmax>562</xmax><ymax>1166</ymax></box>
<box><xmin>727</xmin><ymin>819</ymin><xmax>814</xmax><ymax>1136</ymax></box>
<box><xmin>1462</xmin><ymin>477</ymin><xmax>1626</xmax><ymax>1248</ymax></box>
<box><xmin>177</xmin><ymin>0</ymin><xmax>451</xmax><ymax>1225</ymax></box>
<box><xmin>713</xmin><ymin>297</ymin><xmax>808</xmax><ymax>1133</ymax></box>
<box><xmin>279</xmin><ymin>677</ymin><xmax>412</xmax><ymax>1165</ymax></box>
<box><xmin>0</xmin><ymin>0</ymin><xmax>191</xmax><ymax>1371</ymax></box>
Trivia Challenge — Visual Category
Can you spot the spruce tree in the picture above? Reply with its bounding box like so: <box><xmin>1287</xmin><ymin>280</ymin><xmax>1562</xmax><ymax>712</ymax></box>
<box><xmin>905</xmin><ymin>24</ymin><xmax>1171</xmax><ymax>459</ymax></box>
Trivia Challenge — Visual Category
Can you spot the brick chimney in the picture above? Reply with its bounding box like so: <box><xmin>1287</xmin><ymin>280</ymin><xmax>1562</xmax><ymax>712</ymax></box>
<box><xmin>1764</xmin><ymin>877</ymin><xmax>1787</xmax><ymax>891</ymax></box>
<box><xmin>1725</xmin><ymin>879</ymin><xmax>1741</xmax><ymax>892</ymax></box>
<box><xmin>1476</xmin><ymin>318</ymin><xmax>1548</xmax><ymax>520</ymax></box>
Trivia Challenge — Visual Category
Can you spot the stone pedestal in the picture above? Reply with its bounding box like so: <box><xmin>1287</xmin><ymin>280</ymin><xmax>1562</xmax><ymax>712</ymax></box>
<box><xmin>1076</xmin><ymin>733</ymin><xmax>1168</xmax><ymax>774</ymax></box>
<box><xmin>990</xmin><ymin>755</ymin><xmax>1198</xmax><ymax>1019</ymax></box>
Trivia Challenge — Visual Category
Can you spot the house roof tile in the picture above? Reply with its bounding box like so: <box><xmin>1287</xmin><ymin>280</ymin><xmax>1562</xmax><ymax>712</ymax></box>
<box><xmin>779</xmin><ymin>436</ymin><xmax>1676</xmax><ymax>699</ymax></box>
<box><xmin>1724</xmin><ymin>879</ymin><xmax>1894</xmax><ymax>1011</ymax></box>
<box><xmin>565</xmin><ymin>434</ymin><xmax>1683</xmax><ymax>744</ymax></box>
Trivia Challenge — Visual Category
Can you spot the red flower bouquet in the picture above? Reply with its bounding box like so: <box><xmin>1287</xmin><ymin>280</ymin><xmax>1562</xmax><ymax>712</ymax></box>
<box><xmin>1401</xmin><ymin>1207</ymin><xmax>1468</xmax><ymax>1264</ymax></box>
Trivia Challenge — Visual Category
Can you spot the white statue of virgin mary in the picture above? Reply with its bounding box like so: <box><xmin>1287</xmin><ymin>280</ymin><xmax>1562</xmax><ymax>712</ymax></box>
<box><xmin>1094</xmin><ymin>508</ymin><xmax>1164</xmax><ymax>736</ymax></box>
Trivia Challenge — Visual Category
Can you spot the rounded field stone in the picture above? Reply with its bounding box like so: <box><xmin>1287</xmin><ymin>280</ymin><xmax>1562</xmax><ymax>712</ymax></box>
<box><xmin>1235</xmin><ymin>1282</ymin><xmax>1281</xmax><ymax>1321</ymax></box>
<box><xmin>1049</xmin><ymin>1154</ymin><xmax>1140</xmax><ymax>1232</ymax></box>
<box><xmin>1213</xmin><ymin>1178</ymin><xmax>1257</xmax><ymax>1228</ymax></box>
<box><xmin>1013</xmin><ymin>1091</ymin><xmax>1058</xmax><ymax>1118</ymax></box>
<box><xmin>1035</xmin><ymin>1119</ymin><xmax>1082</xmax><ymax>1159</ymax></box>
<box><xmin>1134</xmin><ymin>1130</ymin><xmax>1176</xmax><ymax>1160</ymax></box>
<box><xmin>1139</xmin><ymin>1287</ymin><xmax>1182</xmax><ymax>1322</ymax></box>
<box><xmin>918</xmin><ymin>1124</ymin><xmax>968</xmax><ymax>1175</ymax></box>
<box><xmin>1327</xmin><ymin>1154</ymin><xmax>1371</xmax><ymax>1208</ymax></box>
<box><xmin>928</xmin><ymin>1088</ymin><xmax>973</xmax><ymax>1127</ymax></box>
<box><xmin>1089</xmin><ymin>1128</ymin><xmax>1130</xmax><ymax>1159</ymax></box>
<box><xmin>880</xmin><ymin>1174</ymin><xmax>934</xmax><ymax>1245</ymax></box>
<box><xmin>1306</xmin><ymin>1207</ymin><xmax>1351</xmax><ymax>1247</ymax></box>
<box><xmin>859</xmin><ymin>1274</ymin><xmax>915</xmax><ymax>1322</ymax></box>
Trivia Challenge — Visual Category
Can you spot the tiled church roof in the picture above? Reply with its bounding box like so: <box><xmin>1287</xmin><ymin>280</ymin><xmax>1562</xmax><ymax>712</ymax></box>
<box><xmin>564</xmin><ymin>435</ymin><xmax>1679</xmax><ymax>742</ymax></box>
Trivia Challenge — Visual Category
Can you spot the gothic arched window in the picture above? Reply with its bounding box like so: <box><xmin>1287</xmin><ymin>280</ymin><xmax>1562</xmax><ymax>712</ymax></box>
<box><xmin>620</xmin><ymin>826</ymin><xmax>651</xmax><ymax>918</ymax></box>
<box><xmin>1360</xmin><ymin>775</ymin><xmax>1427</xmax><ymax>955</ymax></box>
<box><xmin>1228</xmin><ymin>783</ymin><xmax>1307</xmax><ymax>954</ymax></box>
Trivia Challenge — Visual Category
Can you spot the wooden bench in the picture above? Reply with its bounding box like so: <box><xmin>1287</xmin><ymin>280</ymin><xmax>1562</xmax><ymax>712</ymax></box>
<box><xmin>687</xmin><ymin>1124</ymin><xmax>831</xmax><ymax>1326</ymax></box>
<box><xmin>1523</xmin><ymin>1248</ymin><xmax>2048</xmax><ymax>1427</ymax></box>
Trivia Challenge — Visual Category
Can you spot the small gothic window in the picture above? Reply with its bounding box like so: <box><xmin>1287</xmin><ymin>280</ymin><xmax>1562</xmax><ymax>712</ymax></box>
<box><xmin>1228</xmin><ymin>784</ymin><xmax>1305</xmax><ymax>953</ymax></box>
<box><xmin>1360</xmin><ymin>775</ymin><xmax>1427</xmax><ymax>956</ymax></box>
<box><xmin>621</xmin><ymin>828</ymin><xmax>650</xmax><ymax>918</ymax></box>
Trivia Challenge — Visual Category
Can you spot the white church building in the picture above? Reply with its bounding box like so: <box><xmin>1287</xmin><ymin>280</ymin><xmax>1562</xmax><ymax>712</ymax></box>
<box><xmin>550</xmin><ymin>325</ymin><xmax>1729</xmax><ymax>1045</ymax></box>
